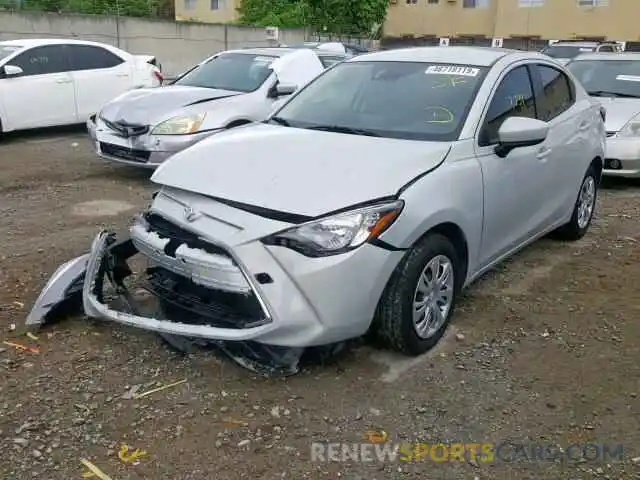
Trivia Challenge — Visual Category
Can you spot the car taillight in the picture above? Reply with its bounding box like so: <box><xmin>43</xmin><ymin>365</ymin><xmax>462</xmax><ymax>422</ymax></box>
<box><xmin>153</xmin><ymin>70</ymin><xmax>164</xmax><ymax>84</ymax></box>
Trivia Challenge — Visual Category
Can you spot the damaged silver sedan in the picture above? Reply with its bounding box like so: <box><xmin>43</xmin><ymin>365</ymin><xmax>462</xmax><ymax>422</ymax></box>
<box><xmin>28</xmin><ymin>46</ymin><xmax>604</xmax><ymax>375</ymax></box>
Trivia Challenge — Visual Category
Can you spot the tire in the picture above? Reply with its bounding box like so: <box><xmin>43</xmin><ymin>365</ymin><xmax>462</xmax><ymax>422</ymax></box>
<box><xmin>373</xmin><ymin>233</ymin><xmax>462</xmax><ymax>356</ymax></box>
<box><xmin>552</xmin><ymin>164</ymin><xmax>598</xmax><ymax>241</ymax></box>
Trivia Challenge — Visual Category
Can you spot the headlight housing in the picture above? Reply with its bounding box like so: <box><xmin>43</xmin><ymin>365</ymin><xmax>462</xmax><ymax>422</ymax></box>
<box><xmin>261</xmin><ymin>201</ymin><xmax>404</xmax><ymax>257</ymax></box>
<box><xmin>617</xmin><ymin>113</ymin><xmax>640</xmax><ymax>138</ymax></box>
<box><xmin>152</xmin><ymin>113</ymin><xmax>206</xmax><ymax>135</ymax></box>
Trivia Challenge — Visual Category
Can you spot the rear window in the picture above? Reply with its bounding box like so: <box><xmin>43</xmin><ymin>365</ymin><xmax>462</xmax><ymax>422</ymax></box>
<box><xmin>542</xmin><ymin>45</ymin><xmax>594</xmax><ymax>59</ymax></box>
<box><xmin>0</xmin><ymin>44</ymin><xmax>23</xmax><ymax>62</ymax></box>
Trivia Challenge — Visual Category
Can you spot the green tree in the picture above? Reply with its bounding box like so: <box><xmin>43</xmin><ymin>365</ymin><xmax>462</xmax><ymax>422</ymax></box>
<box><xmin>236</xmin><ymin>0</ymin><xmax>387</xmax><ymax>36</ymax></box>
<box><xmin>17</xmin><ymin>0</ymin><xmax>160</xmax><ymax>16</ymax></box>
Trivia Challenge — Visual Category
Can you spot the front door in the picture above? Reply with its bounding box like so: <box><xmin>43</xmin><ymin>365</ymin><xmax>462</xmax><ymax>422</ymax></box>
<box><xmin>0</xmin><ymin>45</ymin><xmax>77</xmax><ymax>130</ymax></box>
<box><xmin>475</xmin><ymin>64</ymin><xmax>547</xmax><ymax>267</ymax></box>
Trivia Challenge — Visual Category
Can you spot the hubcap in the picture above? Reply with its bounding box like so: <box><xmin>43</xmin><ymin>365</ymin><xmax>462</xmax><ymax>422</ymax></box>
<box><xmin>412</xmin><ymin>255</ymin><xmax>455</xmax><ymax>339</ymax></box>
<box><xmin>577</xmin><ymin>176</ymin><xmax>596</xmax><ymax>229</ymax></box>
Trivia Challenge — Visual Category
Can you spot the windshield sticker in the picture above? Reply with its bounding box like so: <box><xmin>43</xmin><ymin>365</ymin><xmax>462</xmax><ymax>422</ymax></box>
<box><xmin>579</xmin><ymin>48</ymin><xmax>594</xmax><ymax>52</ymax></box>
<box><xmin>253</xmin><ymin>56</ymin><xmax>274</xmax><ymax>64</ymax></box>
<box><xmin>616</xmin><ymin>74</ymin><xmax>640</xmax><ymax>82</ymax></box>
<box><xmin>425</xmin><ymin>65</ymin><xmax>479</xmax><ymax>77</ymax></box>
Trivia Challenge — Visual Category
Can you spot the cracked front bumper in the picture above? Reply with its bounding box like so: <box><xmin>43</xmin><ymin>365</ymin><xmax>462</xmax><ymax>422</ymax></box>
<box><xmin>81</xmin><ymin>214</ymin><xmax>404</xmax><ymax>347</ymax></box>
<box><xmin>87</xmin><ymin>117</ymin><xmax>218</xmax><ymax>169</ymax></box>
<box><xmin>83</xmin><ymin>231</ymin><xmax>278</xmax><ymax>342</ymax></box>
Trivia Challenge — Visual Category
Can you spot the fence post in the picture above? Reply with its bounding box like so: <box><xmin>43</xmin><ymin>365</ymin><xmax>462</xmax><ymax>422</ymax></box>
<box><xmin>224</xmin><ymin>24</ymin><xmax>228</xmax><ymax>50</ymax></box>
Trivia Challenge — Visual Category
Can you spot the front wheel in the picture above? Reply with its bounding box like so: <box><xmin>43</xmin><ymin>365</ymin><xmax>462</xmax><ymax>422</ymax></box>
<box><xmin>373</xmin><ymin>233</ymin><xmax>461</xmax><ymax>355</ymax></box>
<box><xmin>553</xmin><ymin>165</ymin><xmax>598</xmax><ymax>241</ymax></box>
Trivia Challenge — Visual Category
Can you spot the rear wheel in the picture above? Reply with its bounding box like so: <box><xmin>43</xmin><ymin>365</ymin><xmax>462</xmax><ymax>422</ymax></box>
<box><xmin>373</xmin><ymin>233</ymin><xmax>461</xmax><ymax>355</ymax></box>
<box><xmin>553</xmin><ymin>164</ymin><xmax>598</xmax><ymax>241</ymax></box>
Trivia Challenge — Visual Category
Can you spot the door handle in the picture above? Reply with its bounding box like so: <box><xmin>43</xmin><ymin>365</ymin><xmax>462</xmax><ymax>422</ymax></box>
<box><xmin>578</xmin><ymin>121</ymin><xmax>590</xmax><ymax>131</ymax></box>
<box><xmin>56</xmin><ymin>78</ymin><xmax>72</xmax><ymax>84</ymax></box>
<box><xmin>536</xmin><ymin>147</ymin><xmax>552</xmax><ymax>160</ymax></box>
<box><xmin>116</xmin><ymin>74</ymin><xmax>130</xmax><ymax>77</ymax></box>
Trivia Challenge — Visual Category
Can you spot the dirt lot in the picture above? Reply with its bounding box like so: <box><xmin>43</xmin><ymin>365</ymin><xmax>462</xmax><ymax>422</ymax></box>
<box><xmin>0</xmin><ymin>127</ymin><xmax>639</xmax><ymax>480</ymax></box>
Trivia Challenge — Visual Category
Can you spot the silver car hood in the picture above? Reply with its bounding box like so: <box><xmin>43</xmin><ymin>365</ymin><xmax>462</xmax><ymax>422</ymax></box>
<box><xmin>596</xmin><ymin>97</ymin><xmax>640</xmax><ymax>132</ymax></box>
<box><xmin>151</xmin><ymin>123</ymin><xmax>451</xmax><ymax>217</ymax></box>
<box><xmin>99</xmin><ymin>85</ymin><xmax>241</xmax><ymax>125</ymax></box>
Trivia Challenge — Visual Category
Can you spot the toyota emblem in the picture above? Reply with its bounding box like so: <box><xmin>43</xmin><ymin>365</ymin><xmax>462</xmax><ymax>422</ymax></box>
<box><xmin>183</xmin><ymin>205</ymin><xmax>199</xmax><ymax>222</ymax></box>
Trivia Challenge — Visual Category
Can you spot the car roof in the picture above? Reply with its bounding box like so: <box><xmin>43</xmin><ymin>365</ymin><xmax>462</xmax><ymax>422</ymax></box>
<box><xmin>231</xmin><ymin>46</ymin><xmax>347</xmax><ymax>58</ymax></box>
<box><xmin>224</xmin><ymin>47</ymin><xmax>345</xmax><ymax>58</ymax></box>
<box><xmin>570</xmin><ymin>52</ymin><xmax>640</xmax><ymax>61</ymax></box>
<box><xmin>550</xmin><ymin>41</ymin><xmax>611</xmax><ymax>47</ymax></box>
<box><xmin>349</xmin><ymin>46</ymin><xmax>538</xmax><ymax>66</ymax></box>
<box><xmin>0</xmin><ymin>38</ymin><xmax>120</xmax><ymax>49</ymax></box>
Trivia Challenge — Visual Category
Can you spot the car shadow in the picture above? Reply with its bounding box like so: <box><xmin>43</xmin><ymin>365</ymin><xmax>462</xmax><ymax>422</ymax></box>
<box><xmin>600</xmin><ymin>175</ymin><xmax>640</xmax><ymax>191</ymax></box>
<box><xmin>0</xmin><ymin>124</ymin><xmax>88</xmax><ymax>144</ymax></box>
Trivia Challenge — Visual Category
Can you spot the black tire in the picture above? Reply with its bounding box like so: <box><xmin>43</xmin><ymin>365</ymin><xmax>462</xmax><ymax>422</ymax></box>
<box><xmin>552</xmin><ymin>164</ymin><xmax>598</xmax><ymax>241</ymax></box>
<box><xmin>372</xmin><ymin>233</ymin><xmax>462</xmax><ymax>355</ymax></box>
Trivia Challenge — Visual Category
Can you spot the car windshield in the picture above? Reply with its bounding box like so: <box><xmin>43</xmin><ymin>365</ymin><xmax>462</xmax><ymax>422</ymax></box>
<box><xmin>269</xmin><ymin>61</ymin><xmax>487</xmax><ymax>141</ymax></box>
<box><xmin>542</xmin><ymin>45</ymin><xmax>594</xmax><ymax>59</ymax></box>
<box><xmin>568</xmin><ymin>59</ymin><xmax>640</xmax><ymax>98</ymax></box>
<box><xmin>174</xmin><ymin>52</ymin><xmax>276</xmax><ymax>92</ymax></box>
<box><xmin>0</xmin><ymin>44</ymin><xmax>23</xmax><ymax>62</ymax></box>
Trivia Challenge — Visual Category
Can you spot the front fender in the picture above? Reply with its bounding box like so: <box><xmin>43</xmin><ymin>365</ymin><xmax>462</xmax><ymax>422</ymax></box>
<box><xmin>378</xmin><ymin>157</ymin><xmax>484</xmax><ymax>282</ymax></box>
<box><xmin>26</xmin><ymin>254</ymin><xmax>89</xmax><ymax>327</ymax></box>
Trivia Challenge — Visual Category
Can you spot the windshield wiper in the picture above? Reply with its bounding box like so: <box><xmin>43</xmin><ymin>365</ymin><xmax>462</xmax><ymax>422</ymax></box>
<box><xmin>587</xmin><ymin>90</ymin><xmax>640</xmax><ymax>98</ymax></box>
<box><xmin>267</xmin><ymin>116</ymin><xmax>290</xmax><ymax>126</ymax></box>
<box><xmin>304</xmin><ymin>125</ymin><xmax>380</xmax><ymax>137</ymax></box>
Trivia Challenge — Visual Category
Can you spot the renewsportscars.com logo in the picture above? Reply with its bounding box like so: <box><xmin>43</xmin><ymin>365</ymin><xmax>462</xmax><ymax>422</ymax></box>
<box><xmin>310</xmin><ymin>431</ymin><xmax>624</xmax><ymax>463</ymax></box>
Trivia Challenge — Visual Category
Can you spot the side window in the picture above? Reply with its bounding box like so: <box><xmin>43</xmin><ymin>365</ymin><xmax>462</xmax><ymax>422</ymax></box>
<box><xmin>534</xmin><ymin>64</ymin><xmax>574</xmax><ymax>122</ymax></box>
<box><xmin>598</xmin><ymin>45</ymin><xmax>614</xmax><ymax>52</ymax></box>
<box><xmin>66</xmin><ymin>45</ymin><xmax>125</xmax><ymax>71</ymax></box>
<box><xmin>8</xmin><ymin>45</ymin><xmax>69</xmax><ymax>76</ymax></box>
<box><xmin>479</xmin><ymin>65</ymin><xmax>536</xmax><ymax>146</ymax></box>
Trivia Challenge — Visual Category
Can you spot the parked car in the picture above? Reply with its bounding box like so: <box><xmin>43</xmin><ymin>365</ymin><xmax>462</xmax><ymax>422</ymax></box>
<box><xmin>282</xmin><ymin>41</ymin><xmax>369</xmax><ymax>57</ymax></box>
<box><xmin>567</xmin><ymin>52</ymin><xmax>640</xmax><ymax>178</ymax></box>
<box><xmin>28</xmin><ymin>47</ymin><xmax>604</xmax><ymax>373</ymax></box>
<box><xmin>87</xmin><ymin>48</ymin><xmax>328</xmax><ymax>168</ymax></box>
<box><xmin>540</xmin><ymin>40</ymin><xmax>622</xmax><ymax>65</ymax></box>
<box><xmin>0</xmin><ymin>38</ymin><xmax>162</xmax><ymax>134</ymax></box>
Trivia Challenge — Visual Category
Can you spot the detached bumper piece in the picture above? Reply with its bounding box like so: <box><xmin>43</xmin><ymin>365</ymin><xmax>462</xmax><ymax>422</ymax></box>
<box><xmin>81</xmin><ymin>230</ymin><xmax>305</xmax><ymax>376</ymax></box>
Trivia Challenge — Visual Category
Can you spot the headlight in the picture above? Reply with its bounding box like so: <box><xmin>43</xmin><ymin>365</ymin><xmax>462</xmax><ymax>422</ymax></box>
<box><xmin>152</xmin><ymin>113</ymin><xmax>206</xmax><ymax>135</ymax></box>
<box><xmin>261</xmin><ymin>201</ymin><xmax>404</xmax><ymax>257</ymax></box>
<box><xmin>617</xmin><ymin>113</ymin><xmax>640</xmax><ymax>137</ymax></box>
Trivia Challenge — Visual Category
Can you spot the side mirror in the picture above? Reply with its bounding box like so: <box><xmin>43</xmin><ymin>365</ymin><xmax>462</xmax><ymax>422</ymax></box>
<box><xmin>2</xmin><ymin>64</ymin><xmax>23</xmax><ymax>77</ymax></box>
<box><xmin>495</xmin><ymin>116</ymin><xmax>548</xmax><ymax>158</ymax></box>
<box><xmin>268</xmin><ymin>82</ymin><xmax>297</xmax><ymax>98</ymax></box>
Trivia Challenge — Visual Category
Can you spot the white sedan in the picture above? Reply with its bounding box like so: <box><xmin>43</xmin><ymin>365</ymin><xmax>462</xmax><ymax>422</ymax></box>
<box><xmin>0</xmin><ymin>38</ymin><xmax>162</xmax><ymax>134</ymax></box>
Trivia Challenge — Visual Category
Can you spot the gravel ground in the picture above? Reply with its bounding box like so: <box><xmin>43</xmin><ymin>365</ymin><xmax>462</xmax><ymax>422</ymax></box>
<box><xmin>0</xmin><ymin>127</ymin><xmax>639</xmax><ymax>479</ymax></box>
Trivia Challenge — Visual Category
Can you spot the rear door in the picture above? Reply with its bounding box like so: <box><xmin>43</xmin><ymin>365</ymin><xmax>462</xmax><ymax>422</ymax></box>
<box><xmin>0</xmin><ymin>44</ymin><xmax>76</xmax><ymax>130</ymax></box>
<box><xmin>530</xmin><ymin>63</ymin><xmax>588</xmax><ymax>223</ymax></box>
<box><xmin>65</xmin><ymin>44</ymin><xmax>132</xmax><ymax>121</ymax></box>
